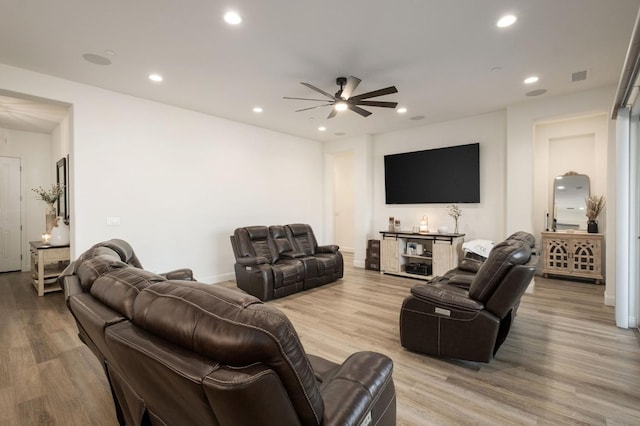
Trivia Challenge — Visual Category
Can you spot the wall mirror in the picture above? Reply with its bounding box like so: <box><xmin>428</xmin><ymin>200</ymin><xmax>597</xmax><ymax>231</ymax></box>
<box><xmin>552</xmin><ymin>172</ymin><xmax>589</xmax><ymax>230</ymax></box>
<box><xmin>56</xmin><ymin>157</ymin><xmax>67</xmax><ymax>221</ymax></box>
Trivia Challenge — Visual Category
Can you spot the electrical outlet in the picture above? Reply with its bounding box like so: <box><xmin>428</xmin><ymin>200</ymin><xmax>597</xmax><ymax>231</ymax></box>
<box><xmin>106</xmin><ymin>216</ymin><xmax>121</xmax><ymax>226</ymax></box>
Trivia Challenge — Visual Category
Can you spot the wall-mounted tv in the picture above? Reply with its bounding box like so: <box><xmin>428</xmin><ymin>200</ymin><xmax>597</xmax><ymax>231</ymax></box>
<box><xmin>384</xmin><ymin>143</ymin><xmax>480</xmax><ymax>204</ymax></box>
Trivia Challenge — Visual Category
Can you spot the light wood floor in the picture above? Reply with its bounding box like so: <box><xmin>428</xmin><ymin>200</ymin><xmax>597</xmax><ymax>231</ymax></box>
<box><xmin>1</xmin><ymin>255</ymin><xmax>639</xmax><ymax>425</ymax></box>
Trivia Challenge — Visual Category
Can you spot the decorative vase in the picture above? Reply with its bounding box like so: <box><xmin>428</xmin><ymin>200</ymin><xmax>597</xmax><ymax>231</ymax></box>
<box><xmin>45</xmin><ymin>203</ymin><xmax>56</xmax><ymax>233</ymax></box>
<box><xmin>587</xmin><ymin>220</ymin><xmax>598</xmax><ymax>234</ymax></box>
<box><xmin>50</xmin><ymin>216</ymin><xmax>70</xmax><ymax>246</ymax></box>
<box><xmin>454</xmin><ymin>219</ymin><xmax>459</xmax><ymax>234</ymax></box>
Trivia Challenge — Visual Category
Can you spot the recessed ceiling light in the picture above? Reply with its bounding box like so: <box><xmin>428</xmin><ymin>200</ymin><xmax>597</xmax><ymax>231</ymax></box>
<box><xmin>410</xmin><ymin>115</ymin><xmax>425</xmax><ymax>121</ymax></box>
<box><xmin>397</xmin><ymin>107</ymin><xmax>407</xmax><ymax>114</ymax></box>
<box><xmin>318</xmin><ymin>126</ymin><xmax>327</xmax><ymax>132</ymax></box>
<box><xmin>224</xmin><ymin>11</ymin><xmax>242</xmax><ymax>25</ymax></box>
<box><xmin>497</xmin><ymin>15</ymin><xmax>517</xmax><ymax>28</ymax></box>
<box><xmin>524</xmin><ymin>76</ymin><xmax>539</xmax><ymax>84</ymax></box>
<box><xmin>148</xmin><ymin>73</ymin><xmax>163</xmax><ymax>82</ymax></box>
<box><xmin>253</xmin><ymin>106</ymin><xmax>263</xmax><ymax>113</ymax></box>
<box><xmin>104</xmin><ymin>50</ymin><xmax>116</xmax><ymax>56</ymax></box>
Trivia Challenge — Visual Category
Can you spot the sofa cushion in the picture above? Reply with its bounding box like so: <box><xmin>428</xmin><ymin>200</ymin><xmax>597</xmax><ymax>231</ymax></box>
<box><xmin>76</xmin><ymin>254</ymin><xmax>129</xmax><ymax>291</ymax></box>
<box><xmin>90</xmin><ymin>267</ymin><xmax>166</xmax><ymax>320</ymax></box>
<box><xmin>132</xmin><ymin>281</ymin><xmax>325</xmax><ymax>425</ymax></box>
<box><xmin>468</xmin><ymin>241</ymin><xmax>531</xmax><ymax>303</ymax></box>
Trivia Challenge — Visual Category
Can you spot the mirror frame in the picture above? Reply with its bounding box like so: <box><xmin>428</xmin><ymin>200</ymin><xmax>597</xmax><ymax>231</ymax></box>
<box><xmin>56</xmin><ymin>157</ymin><xmax>67</xmax><ymax>222</ymax></box>
<box><xmin>552</xmin><ymin>171</ymin><xmax>590</xmax><ymax>231</ymax></box>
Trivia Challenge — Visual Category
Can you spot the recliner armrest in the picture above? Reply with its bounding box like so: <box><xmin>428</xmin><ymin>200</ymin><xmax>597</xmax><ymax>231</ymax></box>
<box><xmin>317</xmin><ymin>245</ymin><xmax>339</xmax><ymax>254</ymax></box>
<box><xmin>447</xmin><ymin>274</ymin><xmax>474</xmax><ymax>290</ymax></box>
<box><xmin>236</xmin><ymin>256</ymin><xmax>269</xmax><ymax>265</ymax></box>
<box><xmin>160</xmin><ymin>268</ymin><xmax>195</xmax><ymax>281</ymax></box>
<box><xmin>411</xmin><ymin>283</ymin><xmax>484</xmax><ymax>312</ymax></box>
<box><xmin>315</xmin><ymin>351</ymin><xmax>396</xmax><ymax>426</ymax></box>
<box><xmin>279</xmin><ymin>251</ymin><xmax>306</xmax><ymax>259</ymax></box>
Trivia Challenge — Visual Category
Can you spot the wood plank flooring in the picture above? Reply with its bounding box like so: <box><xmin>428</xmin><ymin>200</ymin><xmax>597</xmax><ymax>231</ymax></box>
<box><xmin>1</xmin><ymin>254</ymin><xmax>639</xmax><ymax>425</ymax></box>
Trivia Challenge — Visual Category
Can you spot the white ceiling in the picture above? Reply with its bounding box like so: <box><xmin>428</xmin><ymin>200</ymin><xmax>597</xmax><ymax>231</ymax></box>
<box><xmin>0</xmin><ymin>0</ymin><xmax>638</xmax><ymax>140</ymax></box>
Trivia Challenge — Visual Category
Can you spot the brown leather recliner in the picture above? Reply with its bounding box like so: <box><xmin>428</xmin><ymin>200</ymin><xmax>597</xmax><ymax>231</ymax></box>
<box><xmin>399</xmin><ymin>237</ymin><xmax>537</xmax><ymax>362</ymax></box>
<box><xmin>62</xmin><ymin>241</ymin><xmax>396</xmax><ymax>426</ymax></box>
<box><xmin>285</xmin><ymin>223</ymin><xmax>344</xmax><ymax>287</ymax></box>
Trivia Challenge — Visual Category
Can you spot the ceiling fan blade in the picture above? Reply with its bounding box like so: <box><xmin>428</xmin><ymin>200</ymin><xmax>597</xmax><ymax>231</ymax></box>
<box><xmin>355</xmin><ymin>100</ymin><xmax>398</xmax><ymax>108</ymax></box>
<box><xmin>349</xmin><ymin>86</ymin><xmax>398</xmax><ymax>102</ymax></box>
<box><xmin>347</xmin><ymin>104</ymin><xmax>372</xmax><ymax>117</ymax></box>
<box><xmin>284</xmin><ymin>96</ymin><xmax>334</xmax><ymax>102</ymax></box>
<box><xmin>301</xmin><ymin>82</ymin><xmax>335</xmax><ymax>100</ymax></box>
<box><xmin>341</xmin><ymin>76</ymin><xmax>361</xmax><ymax>99</ymax></box>
<box><xmin>295</xmin><ymin>104</ymin><xmax>333</xmax><ymax>112</ymax></box>
<box><xmin>327</xmin><ymin>108</ymin><xmax>338</xmax><ymax>119</ymax></box>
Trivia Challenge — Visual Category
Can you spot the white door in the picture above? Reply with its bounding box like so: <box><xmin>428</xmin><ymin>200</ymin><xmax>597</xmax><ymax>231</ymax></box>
<box><xmin>0</xmin><ymin>157</ymin><xmax>22</xmax><ymax>272</ymax></box>
<box><xmin>333</xmin><ymin>151</ymin><xmax>355</xmax><ymax>252</ymax></box>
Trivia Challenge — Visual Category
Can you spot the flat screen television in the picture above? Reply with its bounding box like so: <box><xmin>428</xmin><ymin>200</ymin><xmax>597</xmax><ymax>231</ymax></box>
<box><xmin>384</xmin><ymin>143</ymin><xmax>480</xmax><ymax>204</ymax></box>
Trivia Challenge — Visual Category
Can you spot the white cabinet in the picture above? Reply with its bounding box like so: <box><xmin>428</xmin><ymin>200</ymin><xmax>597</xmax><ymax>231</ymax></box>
<box><xmin>379</xmin><ymin>231</ymin><xmax>464</xmax><ymax>280</ymax></box>
<box><xmin>541</xmin><ymin>231</ymin><xmax>604</xmax><ymax>284</ymax></box>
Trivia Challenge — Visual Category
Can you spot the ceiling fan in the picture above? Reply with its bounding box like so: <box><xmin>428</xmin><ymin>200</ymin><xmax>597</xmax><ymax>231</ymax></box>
<box><xmin>284</xmin><ymin>76</ymin><xmax>398</xmax><ymax>119</ymax></box>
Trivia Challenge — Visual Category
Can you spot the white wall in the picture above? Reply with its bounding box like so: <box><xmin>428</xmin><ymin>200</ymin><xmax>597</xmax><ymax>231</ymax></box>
<box><xmin>0</xmin><ymin>127</ymin><xmax>53</xmax><ymax>269</ymax></box>
<box><xmin>0</xmin><ymin>64</ymin><xmax>323</xmax><ymax>283</ymax></box>
<box><xmin>373</xmin><ymin>110</ymin><xmax>507</xmax><ymax>244</ymax></box>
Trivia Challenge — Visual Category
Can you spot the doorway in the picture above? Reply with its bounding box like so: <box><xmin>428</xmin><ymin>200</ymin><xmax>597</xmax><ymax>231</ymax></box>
<box><xmin>0</xmin><ymin>156</ymin><xmax>21</xmax><ymax>272</ymax></box>
<box><xmin>333</xmin><ymin>151</ymin><xmax>355</xmax><ymax>252</ymax></box>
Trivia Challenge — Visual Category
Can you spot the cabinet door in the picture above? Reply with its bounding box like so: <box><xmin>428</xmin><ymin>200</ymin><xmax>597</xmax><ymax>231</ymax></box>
<box><xmin>543</xmin><ymin>238</ymin><xmax>569</xmax><ymax>272</ymax></box>
<box><xmin>432</xmin><ymin>241</ymin><xmax>453</xmax><ymax>277</ymax></box>
<box><xmin>571</xmin><ymin>238</ymin><xmax>601</xmax><ymax>275</ymax></box>
<box><xmin>381</xmin><ymin>239</ymin><xmax>400</xmax><ymax>272</ymax></box>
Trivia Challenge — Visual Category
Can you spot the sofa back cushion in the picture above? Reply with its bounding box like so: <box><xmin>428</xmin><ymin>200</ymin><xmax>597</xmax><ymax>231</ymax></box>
<box><xmin>286</xmin><ymin>223</ymin><xmax>318</xmax><ymax>256</ymax></box>
<box><xmin>99</xmin><ymin>238</ymin><xmax>144</xmax><ymax>268</ymax></box>
<box><xmin>90</xmin><ymin>267</ymin><xmax>166</xmax><ymax>320</ymax></box>
<box><xmin>468</xmin><ymin>240</ymin><xmax>532</xmax><ymax>303</ymax></box>
<box><xmin>234</xmin><ymin>226</ymin><xmax>278</xmax><ymax>263</ymax></box>
<box><xmin>506</xmin><ymin>231</ymin><xmax>535</xmax><ymax>248</ymax></box>
<box><xmin>76</xmin><ymin>254</ymin><xmax>130</xmax><ymax>292</ymax></box>
<box><xmin>132</xmin><ymin>281</ymin><xmax>324</xmax><ymax>425</ymax></box>
<box><xmin>269</xmin><ymin>225</ymin><xmax>295</xmax><ymax>255</ymax></box>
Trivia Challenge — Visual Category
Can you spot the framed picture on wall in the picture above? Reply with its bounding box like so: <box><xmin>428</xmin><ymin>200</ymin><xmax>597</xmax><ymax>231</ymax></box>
<box><xmin>56</xmin><ymin>157</ymin><xmax>67</xmax><ymax>221</ymax></box>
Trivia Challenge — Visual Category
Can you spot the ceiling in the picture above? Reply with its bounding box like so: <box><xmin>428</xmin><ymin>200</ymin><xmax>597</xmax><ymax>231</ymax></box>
<box><xmin>0</xmin><ymin>0</ymin><xmax>639</xmax><ymax>140</ymax></box>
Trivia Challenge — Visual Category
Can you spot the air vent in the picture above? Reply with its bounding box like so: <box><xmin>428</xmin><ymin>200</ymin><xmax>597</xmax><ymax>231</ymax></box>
<box><xmin>571</xmin><ymin>70</ymin><xmax>589</xmax><ymax>82</ymax></box>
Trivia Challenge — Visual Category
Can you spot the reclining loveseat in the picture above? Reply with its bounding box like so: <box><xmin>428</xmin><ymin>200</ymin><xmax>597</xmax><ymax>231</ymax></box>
<box><xmin>60</xmin><ymin>240</ymin><xmax>394</xmax><ymax>426</ymax></box>
<box><xmin>400</xmin><ymin>232</ymin><xmax>537</xmax><ymax>362</ymax></box>
<box><xmin>230</xmin><ymin>223</ymin><xmax>343</xmax><ymax>301</ymax></box>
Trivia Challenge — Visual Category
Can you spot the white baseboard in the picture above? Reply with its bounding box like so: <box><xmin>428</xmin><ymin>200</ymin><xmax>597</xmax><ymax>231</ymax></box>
<box><xmin>204</xmin><ymin>272</ymin><xmax>236</xmax><ymax>284</ymax></box>
<box><xmin>604</xmin><ymin>292</ymin><xmax>615</xmax><ymax>307</ymax></box>
<box><xmin>353</xmin><ymin>259</ymin><xmax>365</xmax><ymax>269</ymax></box>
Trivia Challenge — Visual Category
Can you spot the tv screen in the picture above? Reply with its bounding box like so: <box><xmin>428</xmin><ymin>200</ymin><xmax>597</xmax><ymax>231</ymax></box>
<box><xmin>384</xmin><ymin>143</ymin><xmax>480</xmax><ymax>204</ymax></box>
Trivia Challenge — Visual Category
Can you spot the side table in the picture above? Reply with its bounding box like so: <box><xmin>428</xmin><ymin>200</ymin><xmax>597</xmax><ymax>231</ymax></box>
<box><xmin>29</xmin><ymin>241</ymin><xmax>70</xmax><ymax>296</ymax></box>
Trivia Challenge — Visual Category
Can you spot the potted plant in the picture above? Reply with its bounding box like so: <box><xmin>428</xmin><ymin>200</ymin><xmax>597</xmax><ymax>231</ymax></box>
<box><xmin>585</xmin><ymin>195</ymin><xmax>605</xmax><ymax>233</ymax></box>
<box><xmin>447</xmin><ymin>204</ymin><xmax>462</xmax><ymax>234</ymax></box>
<box><xmin>32</xmin><ymin>184</ymin><xmax>64</xmax><ymax>234</ymax></box>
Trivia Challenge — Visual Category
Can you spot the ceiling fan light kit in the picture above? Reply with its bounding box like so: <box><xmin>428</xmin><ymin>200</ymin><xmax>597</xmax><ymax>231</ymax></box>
<box><xmin>284</xmin><ymin>76</ymin><xmax>398</xmax><ymax>119</ymax></box>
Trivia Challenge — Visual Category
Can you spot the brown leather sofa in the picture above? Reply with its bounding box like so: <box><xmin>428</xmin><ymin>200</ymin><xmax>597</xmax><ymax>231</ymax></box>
<box><xmin>61</xmin><ymin>240</ymin><xmax>395</xmax><ymax>426</ymax></box>
<box><xmin>399</xmin><ymin>233</ymin><xmax>537</xmax><ymax>362</ymax></box>
<box><xmin>230</xmin><ymin>224</ymin><xmax>343</xmax><ymax>301</ymax></box>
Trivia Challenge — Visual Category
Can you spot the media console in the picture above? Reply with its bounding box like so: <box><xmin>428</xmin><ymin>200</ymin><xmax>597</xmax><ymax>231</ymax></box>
<box><xmin>379</xmin><ymin>231</ymin><xmax>464</xmax><ymax>281</ymax></box>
